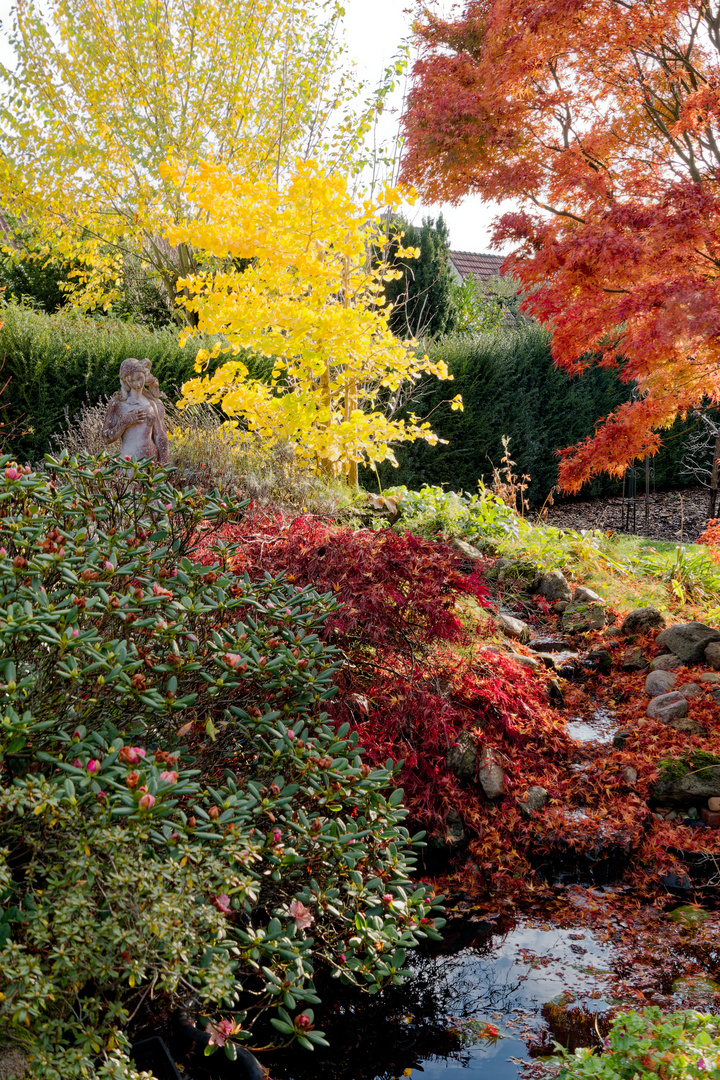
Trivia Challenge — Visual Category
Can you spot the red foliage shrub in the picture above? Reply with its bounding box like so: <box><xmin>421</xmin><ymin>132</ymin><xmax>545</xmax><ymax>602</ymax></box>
<box><xmin>229</xmin><ymin>517</ymin><xmax>490</xmax><ymax>652</ymax></box>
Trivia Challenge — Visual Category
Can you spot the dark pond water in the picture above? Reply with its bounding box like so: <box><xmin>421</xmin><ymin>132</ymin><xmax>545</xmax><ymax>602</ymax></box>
<box><xmin>267</xmin><ymin>917</ymin><xmax>616</xmax><ymax>1080</ymax></box>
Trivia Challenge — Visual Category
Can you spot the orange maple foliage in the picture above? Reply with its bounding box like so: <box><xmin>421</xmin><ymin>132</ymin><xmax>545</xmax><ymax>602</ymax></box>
<box><xmin>403</xmin><ymin>0</ymin><xmax>720</xmax><ymax>491</ymax></box>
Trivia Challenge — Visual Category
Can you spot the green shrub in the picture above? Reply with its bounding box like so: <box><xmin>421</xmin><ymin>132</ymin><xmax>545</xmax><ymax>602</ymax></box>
<box><xmin>557</xmin><ymin>1007</ymin><xmax>720</xmax><ymax>1078</ymax></box>
<box><xmin>0</xmin><ymin>302</ymin><xmax>271</xmax><ymax>462</ymax></box>
<box><xmin>0</xmin><ymin>454</ymin><xmax>441</xmax><ymax>1079</ymax></box>
<box><xmin>365</xmin><ymin>324</ymin><xmax>700</xmax><ymax>502</ymax></box>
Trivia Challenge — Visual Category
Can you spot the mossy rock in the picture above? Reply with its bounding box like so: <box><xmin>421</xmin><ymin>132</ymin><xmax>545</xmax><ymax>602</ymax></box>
<box><xmin>653</xmin><ymin>752</ymin><xmax>720</xmax><ymax>802</ymax></box>
<box><xmin>562</xmin><ymin>601</ymin><xmax>607</xmax><ymax>634</ymax></box>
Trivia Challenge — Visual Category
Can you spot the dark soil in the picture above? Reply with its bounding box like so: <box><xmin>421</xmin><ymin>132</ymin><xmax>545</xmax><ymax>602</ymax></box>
<box><xmin>543</xmin><ymin>485</ymin><xmax>713</xmax><ymax>543</ymax></box>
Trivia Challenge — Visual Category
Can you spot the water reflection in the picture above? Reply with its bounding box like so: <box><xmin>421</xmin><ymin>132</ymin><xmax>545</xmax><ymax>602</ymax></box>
<box><xmin>270</xmin><ymin>922</ymin><xmax>615</xmax><ymax>1080</ymax></box>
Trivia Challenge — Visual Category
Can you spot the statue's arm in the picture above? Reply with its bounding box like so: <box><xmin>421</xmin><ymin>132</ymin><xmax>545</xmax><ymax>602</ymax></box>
<box><xmin>101</xmin><ymin>398</ymin><xmax>124</xmax><ymax>445</ymax></box>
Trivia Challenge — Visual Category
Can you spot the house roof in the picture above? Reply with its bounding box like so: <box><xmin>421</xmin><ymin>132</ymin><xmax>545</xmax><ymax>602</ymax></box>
<box><xmin>449</xmin><ymin>250</ymin><xmax>505</xmax><ymax>281</ymax></box>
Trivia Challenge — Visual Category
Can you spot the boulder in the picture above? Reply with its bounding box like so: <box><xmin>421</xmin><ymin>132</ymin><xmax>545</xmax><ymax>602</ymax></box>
<box><xmin>573</xmin><ymin>586</ymin><xmax>602</xmax><ymax>603</ymax></box>
<box><xmin>645</xmin><ymin>670</ymin><xmax>677</xmax><ymax>697</ymax></box>
<box><xmin>708</xmin><ymin>796</ymin><xmax>720</xmax><ymax>811</ymax></box>
<box><xmin>700</xmin><ymin>672</ymin><xmax>720</xmax><ymax>683</ymax></box>
<box><xmin>496</xmin><ymin>613</ymin><xmax>531</xmax><ymax>643</ymax></box>
<box><xmin>519</xmin><ymin>785</ymin><xmax>548</xmax><ymax>815</ymax></box>
<box><xmin>652</xmin><ymin>760</ymin><xmax>720</xmax><ymax>803</ymax></box>
<box><xmin>655</xmin><ymin>622</ymin><xmax>720</xmax><ymax>665</ymax></box>
<box><xmin>621</xmin><ymin>765</ymin><xmax>638</xmax><ymax>784</ymax></box>
<box><xmin>649</xmin><ymin>653</ymin><xmax>683</xmax><ymax>672</ymax></box>
<box><xmin>678</xmin><ymin>682</ymin><xmax>702</xmax><ymax>699</ymax></box>
<box><xmin>621</xmin><ymin>607</ymin><xmax>666</xmax><ymax>635</ymax></box>
<box><xmin>613</xmin><ymin>729</ymin><xmax>631</xmax><ymax>749</ymax></box>
<box><xmin>713</xmin><ymin>688</ymin><xmax>720</xmax><ymax>706</ymax></box>
<box><xmin>622</xmin><ymin>647</ymin><xmax>648</xmax><ymax>672</ymax></box>
<box><xmin>705</xmin><ymin>641</ymin><xmax>720</xmax><ymax>670</ymax></box>
<box><xmin>537</xmin><ymin>570</ymin><xmax>572</xmax><ymax>603</ymax></box>
<box><xmin>701</xmin><ymin>808</ymin><xmax>720</xmax><ymax>829</ymax></box>
<box><xmin>547</xmin><ymin>679</ymin><xmax>565</xmax><ymax>707</ymax></box>
<box><xmin>562</xmin><ymin>601</ymin><xmax>607</xmax><ymax>634</ymax></box>
<box><xmin>497</xmin><ymin>559</ymin><xmax>541</xmax><ymax>585</ymax></box>
<box><xmin>444</xmin><ymin>807</ymin><xmax>467</xmax><ymax>847</ymax></box>
<box><xmin>646</xmin><ymin>691</ymin><xmax>689</xmax><ymax>722</ymax></box>
<box><xmin>450</xmin><ymin>537</ymin><xmax>484</xmax><ymax>561</ymax></box>
<box><xmin>531</xmin><ymin>638</ymin><xmax>574</xmax><ymax>653</ymax></box>
<box><xmin>0</xmin><ymin>1046</ymin><xmax>28</xmax><ymax>1080</ymax></box>
<box><xmin>478</xmin><ymin>747</ymin><xmax>506</xmax><ymax>799</ymax></box>
<box><xmin>510</xmin><ymin>652</ymin><xmax>541</xmax><ymax>671</ymax></box>
<box><xmin>553</xmin><ymin>601</ymin><xmax>569</xmax><ymax>614</ymax></box>
<box><xmin>668</xmin><ymin>717</ymin><xmax>707</xmax><ymax>735</ymax></box>
<box><xmin>587</xmin><ymin>647</ymin><xmax>613</xmax><ymax>674</ymax></box>
<box><xmin>446</xmin><ymin>730</ymin><xmax>476</xmax><ymax>782</ymax></box>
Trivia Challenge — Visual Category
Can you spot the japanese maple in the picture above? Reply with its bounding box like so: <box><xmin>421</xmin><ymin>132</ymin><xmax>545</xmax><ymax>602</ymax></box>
<box><xmin>403</xmin><ymin>0</ymin><xmax>720</xmax><ymax>490</ymax></box>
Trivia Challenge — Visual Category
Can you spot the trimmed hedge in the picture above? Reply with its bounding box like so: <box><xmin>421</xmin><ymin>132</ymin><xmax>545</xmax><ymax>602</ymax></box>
<box><xmin>364</xmin><ymin>323</ymin><xmax>697</xmax><ymax>502</ymax></box>
<box><xmin>0</xmin><ymin>303</ymin><xmax>269</xmax><ymax>461</ymax></box>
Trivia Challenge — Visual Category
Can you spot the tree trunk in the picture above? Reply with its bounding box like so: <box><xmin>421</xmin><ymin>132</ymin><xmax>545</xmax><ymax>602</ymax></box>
<box><xmin>709</xmin><ymin>434</ymin><xmax>720</xmax><ymax>519</ymax></box>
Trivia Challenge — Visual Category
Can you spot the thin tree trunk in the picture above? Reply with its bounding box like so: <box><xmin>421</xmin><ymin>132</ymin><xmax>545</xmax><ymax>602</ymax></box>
<box><xmin>709</xmin><ymin>433</ymin><xmax>720</xmax><ymax>519</ymax></box>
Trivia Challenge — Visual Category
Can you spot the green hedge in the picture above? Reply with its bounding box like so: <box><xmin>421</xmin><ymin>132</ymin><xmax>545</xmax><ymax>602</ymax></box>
<box><xmin>364</xmin><ymin>323</ymin><xmax>697</xmax><ymax>503</ymax></box>
<box><xmin>0</xmin><ymin>303</ymin><xmax>269</xmax><ymax>462</ymax></box>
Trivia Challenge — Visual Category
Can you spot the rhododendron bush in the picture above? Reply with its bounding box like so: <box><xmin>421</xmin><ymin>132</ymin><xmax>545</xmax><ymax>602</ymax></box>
<box><xmin>0</xmin><ymin>455</ymin><xmax>441</xmax><ymax>1079</ymax></box>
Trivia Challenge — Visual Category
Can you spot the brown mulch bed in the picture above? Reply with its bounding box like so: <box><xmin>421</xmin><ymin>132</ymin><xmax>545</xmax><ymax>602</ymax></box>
<box><xmin>542</xmin><ymin>485</ymin><xmax>713</xmax><ymax>543</ymax></box>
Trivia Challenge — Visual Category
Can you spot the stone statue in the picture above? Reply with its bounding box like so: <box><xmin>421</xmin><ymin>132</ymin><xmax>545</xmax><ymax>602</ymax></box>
<box><xmin>101</xmin><ymin>358</ymin><xmax>169</xmax><ymax>463</ymax></box>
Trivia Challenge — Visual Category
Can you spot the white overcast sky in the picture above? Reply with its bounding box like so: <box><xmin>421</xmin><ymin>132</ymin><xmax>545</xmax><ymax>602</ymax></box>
<box><xmin>343</xmin><ymin>0</ymin><xmax>511</xmax><ymax>252</ymax></box>
<box><xmin>0</xmin><ymin>0</ymin><xmax>511</xmax><ymax>254</ymax></box>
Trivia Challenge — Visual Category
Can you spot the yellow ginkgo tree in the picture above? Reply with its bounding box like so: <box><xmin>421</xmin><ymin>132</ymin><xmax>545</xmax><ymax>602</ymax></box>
<box><xmin>164</xmin><ymin>160</ymin><xmax>462</xmax><ymax>483</ymax></box>
<box><xmin>0</xmin><ymin>0</ymin><xmax>368</xmax><ymax>312</ymax></box>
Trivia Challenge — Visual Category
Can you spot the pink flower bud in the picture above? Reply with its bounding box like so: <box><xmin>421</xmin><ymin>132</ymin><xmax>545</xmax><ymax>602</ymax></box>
<box><xmin>87</xmin><ymin>759</ymin><xmax>100</xmax><ymax>773</ymax></box>
<box><xmin>104</xmin><ymin>560</ymin><xmax>114</xmax><ymax>572</ymax></box>
<box><xmin>4</xmin><ymin>468</ymin><xmax>18</xmax><ymax>480</ymax></box>
<box><xmin>214</xmin><ymin>893</ymin><xmax>231</xmax><ymax>913</ymax></box>
<box><xmin>295</xmin><ymin>1014</ymin><xmax>312</xmax><ymax>1031</ymax></box>
<box><xmin>383</xmin><ymin>893</ymin><xmax>393</xmax><ymax>904</ymax></box>
<box><xmin>72</xmin><ymin>759</ymin><xmax>81</xmax><ymax>768</ymax></box>
<box><xmin>272</xmin><ymin>829</ymin><xmax>282</xmax><ymax>844</ymax></box>
<box><xmin>287</xmin><ymin>729</ymin><xmax>295</xmax><ymax>740</ymax></box>
<box><xmin>0</xmin><ymin>548</ymin><xmax>7</xmax><ymax>556</ymax></box>
<box><xmin>160</xmin><ymin>770</ymin><xmax>178</xmax><ymax>784</ymax></box>
<box><xmin>139</xmin><ymin>792</ymin><xmax>156</xmax><ymax>809</ymax></box>
<box><xmin>165</xmin><ymin>503</ymin><xmax>173</xmax><ymax>511</ymax></box>
<box><xmin>71</xmin><ymin>629</ymin><xmax>79</xmax><ymax>638</ymax></box>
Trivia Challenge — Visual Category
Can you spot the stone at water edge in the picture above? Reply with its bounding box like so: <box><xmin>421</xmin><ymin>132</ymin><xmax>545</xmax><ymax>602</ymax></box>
<box><xmin>652</xmin><ymin>762</ymin><xmax>720</xmax><ymax>803</ymax></box>
<box><xmin>620</xmin><ymin>607</ymin><xmax>666</xmax><ymax>635</ymax></box>
<box><xmin>656</xmin><ymin>622</ymin><xmax>720</xmax><ymax>665</ymax></box>
<box><xmin>668</xmin><ymin>717</ymin><xmax>707</xmax><ymax>735</ymax></box>
<box><xmin>478</xmin><ymin>747</ymin><xmax>506</xmax><ymax>799</ymax></box>
<box><xmin>537</xmin><ymin>570</ymin><xmax>573</xmax><ymax>603</ymax></box>
<box><xmin>622</xmin><ymin>647</ymin><xmax>648</xmax><ymax>672</ymax></box>
<box><xmin>705</xmin><ymin>641</ymin><xmax>720</xmax><ymax>670</ymax></box>
<box><xmin>701</xmin><ymin>808</ymin><xmax>720</xmax><ymax>829</ymax></box>
<box><xmin>547</xmin><ymin>679</ymin><xmax>565</xmax><ymax>707</ymax></box>
<box><xmin>645</xmin><ymin>669</ymin><xmax>677</xmax><ymax>697</ymax></box>
<box><xmin>446</xmin><ymin>730</ymin><xmax>476</xmax><ymax>782</ymax></box>
<box><xmin>572</xmin><ymin>585</ymin><xmax>603</xmax><ymax>603</ymax></box>
<box><xmin>518</xmin><ymin>785</ymin><xmax>548</xmax><ymax>816</ymax></box>
<box><xmin>562</xmin><ymin>601</ymin><xmax>607</xmax><ymax>634</ymax></box>
<box><xmin>646</xmin><ymin>691</ymin><xmax>689</xmax><ymax>722</ymax></box>
<box><xmin>444</xmin><ymin>807</ymin><xmax>467</xmax><ymax>847</ymax></box>
<box><xmin>678</xmin><ymin>682</ymin><xmax>702</xmax><ymax>699</ymax></box>
<box><xmin>649</xmin><ymin>654</ymin><xmax>683</xmax><ymax>672</ymax></box>
<box><xmin>496</xmin><ymin>612</ymin><xmax>531</xmax><ymax>643</ymax></box>
<box><xmin>586</xmin><ymin>646</ymin><xmax>613</xmax><ymax>674</ymax></box>
<box><xmin>613</xmin><ymin>730</ymin><xmax>631</xmax><ymax>749</ymax></box>
<box><xmin>510</xmin><ymin>652</ymin><xmax>541</xmax><ymax>671</ymax></box>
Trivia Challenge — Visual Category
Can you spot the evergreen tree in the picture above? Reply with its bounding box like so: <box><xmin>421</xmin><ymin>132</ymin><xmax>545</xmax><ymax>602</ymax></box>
<box><xmin>383</xmin><ymin>215</ymin><xmax>457</xmax><ymax>339</ymax></box>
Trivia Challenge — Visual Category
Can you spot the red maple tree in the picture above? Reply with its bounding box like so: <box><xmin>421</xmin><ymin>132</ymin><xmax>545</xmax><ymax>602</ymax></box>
<box><xmin>402</xmin><ymin>0</ymin><xmax>720</xmax><ymax>491</ymax></box>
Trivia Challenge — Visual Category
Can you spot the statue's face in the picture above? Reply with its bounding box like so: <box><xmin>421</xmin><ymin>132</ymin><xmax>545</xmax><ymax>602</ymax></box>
<box><xmin>122</xmin><ymin>365</ymin><xmax>145</xmax><ymax>392</ymax></box>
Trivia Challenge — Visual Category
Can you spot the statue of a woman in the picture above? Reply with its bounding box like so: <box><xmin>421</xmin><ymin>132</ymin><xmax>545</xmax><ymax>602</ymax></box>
<box><xmin>102</xmin><ymin>358</ymin><xmax>169</xmax><ymax>463</ymax></box>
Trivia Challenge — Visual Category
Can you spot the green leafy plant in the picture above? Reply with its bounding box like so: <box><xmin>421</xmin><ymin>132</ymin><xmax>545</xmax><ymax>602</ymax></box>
<box><xmin>557</xmin><ymin>1007</ymin><xmax>720</xmax><ymax>1079</ymax></box>
<box><xmin>0</xmin><ymin>453</ymin><xmax>441</xmax><ymax>1079</ymax></box>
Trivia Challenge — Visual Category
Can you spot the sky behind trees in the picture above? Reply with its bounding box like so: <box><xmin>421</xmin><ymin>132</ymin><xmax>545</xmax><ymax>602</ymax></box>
<box><xmin>0</xmin><ymin>0</ymin><xmax>510</xmax><ymax>254</ymax></box>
